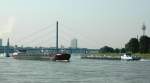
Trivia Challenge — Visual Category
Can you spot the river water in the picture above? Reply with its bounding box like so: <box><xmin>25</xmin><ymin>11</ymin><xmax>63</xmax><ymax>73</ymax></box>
<box><xmin>0</xmin><ymin>54</ymin><xmax>150</xmax><ymax>83</ymax></box>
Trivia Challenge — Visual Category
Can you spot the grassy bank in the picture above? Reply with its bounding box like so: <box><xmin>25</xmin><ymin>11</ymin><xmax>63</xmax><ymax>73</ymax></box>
<box><xmin>134</xmin><ymin>53</ymin><xmax>150</xmax><ymax>59</ymax></box>
<box><xmin>93</xmin><ymin>53</ymin><xmax>150</xmax><ymax>59</ymax></box>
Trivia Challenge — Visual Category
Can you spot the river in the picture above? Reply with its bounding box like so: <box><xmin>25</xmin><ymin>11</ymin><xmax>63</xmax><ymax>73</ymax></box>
<box><xmin>0</xmin><ymin>54</ymin><xmax>150</xmax><ymax>83</ymax></box>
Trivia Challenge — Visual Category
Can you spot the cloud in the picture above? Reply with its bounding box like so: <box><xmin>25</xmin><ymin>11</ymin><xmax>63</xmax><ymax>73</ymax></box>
<box><xmin>0</xmin><ymin>16</ymin><xmax>16</xmax><ymax>36</ymax></box>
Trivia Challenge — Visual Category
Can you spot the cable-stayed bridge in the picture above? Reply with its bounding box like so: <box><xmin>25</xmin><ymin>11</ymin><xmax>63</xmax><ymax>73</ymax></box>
<box><xmin>0</xmin><ymin>21</ymin><xmax>99</xmax><ymax>55</ymax></box>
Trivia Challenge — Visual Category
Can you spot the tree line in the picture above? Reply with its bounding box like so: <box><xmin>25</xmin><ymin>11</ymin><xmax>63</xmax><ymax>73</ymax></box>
<box><xmin>99</xmin><ymin>46</ymin><xmax>126</xmax><ymax>53</ymax></box>
<box><xmin>125</xmin><ymin>35</ymin><xmax>150</xmax><ymax>53</ymax></box>
<box><xmin>99</xmin><ymin>35</ymin><xmax>150</xmax><ymax>53</ymax></box>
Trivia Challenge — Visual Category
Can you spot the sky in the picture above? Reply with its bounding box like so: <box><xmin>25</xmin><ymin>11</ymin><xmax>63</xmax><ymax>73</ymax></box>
<box><xmin>0</xmin><ymin>0</ymin><xmax>150</xmax><ymax>49</ymax></box>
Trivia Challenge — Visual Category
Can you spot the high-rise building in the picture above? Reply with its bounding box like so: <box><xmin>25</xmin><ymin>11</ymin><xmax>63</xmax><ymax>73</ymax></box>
<box><xmin>70</xmin><ymin>39</ymin><xmax>78</xmax><ymax>48</ymax></box>
<box><xmin>0</xmin><ymin>39</ymin><xmax>2</xmax><ymax>46</ymax></box>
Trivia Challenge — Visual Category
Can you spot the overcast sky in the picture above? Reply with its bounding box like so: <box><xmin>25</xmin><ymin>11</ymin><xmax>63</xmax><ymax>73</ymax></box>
<box><xmin>0</xmin><ymin>0</ymin><xmax>150</xmax><ymax>49</ymax></box>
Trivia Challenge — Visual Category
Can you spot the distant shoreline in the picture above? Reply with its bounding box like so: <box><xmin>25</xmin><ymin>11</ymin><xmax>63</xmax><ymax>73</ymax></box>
<box><xmin>83</xmin><ymin>53</ymin><xmax>150</xmax><ymax>60</ymax></box>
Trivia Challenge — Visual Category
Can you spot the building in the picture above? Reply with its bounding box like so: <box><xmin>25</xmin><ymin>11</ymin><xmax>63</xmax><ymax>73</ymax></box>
<box><xmin>0</xmin><ymin>39</ymin><xmax>2</xmax><ymax>46</ymax></box>
<box><xmin>70</xmin><ymin>38</ymin><xmax>78</xmax><ymax>48</ymax></box>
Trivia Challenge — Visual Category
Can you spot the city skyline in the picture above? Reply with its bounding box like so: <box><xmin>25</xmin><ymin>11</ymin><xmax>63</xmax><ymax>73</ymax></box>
<box><xmin>0</xmin><ymin>0</ymin><xmax>150</xmax><ymax>49</ymax></box>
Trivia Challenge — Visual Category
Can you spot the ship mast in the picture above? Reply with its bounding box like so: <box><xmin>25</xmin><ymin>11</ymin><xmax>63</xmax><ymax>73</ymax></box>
<box><xmin>56</xmin><ymin>21</ymin><xmax>58</xmax><ymax>53</ymax></box>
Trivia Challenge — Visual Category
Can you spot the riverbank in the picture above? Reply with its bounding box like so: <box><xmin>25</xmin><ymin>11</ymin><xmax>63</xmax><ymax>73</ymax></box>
<box><xmin>82</xmin><ymin>53</ymin><xmax>150</xmax><ymax>60</ymax></box>
<box><xmin>134</xmin><ymin>53</ymin><xmax>150</xmax><ymax>59</ymax></box>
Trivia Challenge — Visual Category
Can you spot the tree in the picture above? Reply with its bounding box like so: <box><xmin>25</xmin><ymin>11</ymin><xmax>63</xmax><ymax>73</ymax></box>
<box><xmin>100</xmin><ymin>46</ymin><xmax>114</xmax><ymax>53</ymax></box>
<box><xmin>139</xmin><ymin>36</ymin><xmax>150</xmax><ymax>53</ymax></box>
<box><xmin>114</xmin><ymin>48</ymin><xmax>120</xmax><ymax>53</ymax></box>
<box><xmin>125</xmin><ymin>38</ymin><xmax>139</xmax><ymax>53</ymax></box>
<box><xmin>120</xmin><ymin>48</ymin><xmax>126</xmax><ymax>53</ymax></box>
